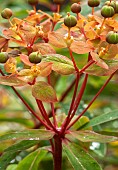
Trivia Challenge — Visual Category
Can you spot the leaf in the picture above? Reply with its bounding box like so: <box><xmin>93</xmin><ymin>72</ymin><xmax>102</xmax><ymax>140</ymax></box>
<box><xmin>66</xmin><ymin>130</ymin><xmax>118</xmax><ymax>143</ymax></box>
<box><xmin>70</xmin><ymin>40</ymin><xmax>91</xmax><ymax>54</ymax></box>
<box><xmin>5</xmin><ymin>140</ymin><xmax>41</xmax><ymax>152</ymax></box>
<box><xmin>16</xmin><ymin>149</ymin><xmax>47</xmax><ymax>170</ymax></box>
<box><xmin>33</xmin><ymin>43</ymin><xmax>56</xmax><ymax>55</ymax></box>
<box><xmin>38</xmin><ymin>62</ymin><xmax>52</xmax><ymax>77</ymax></box>
<box><xmin>0</xmin><ymin>27</ymin><xmax>8</xmax><ymax>38</ymax></box>
<box><xmin>0</xmin><ymin>129</ymin><xmax>55</xmax><ymax>142</ymax></box>
<box><xmin>0</xmin><ymin>151</ymin><xmax>18</xmax><ymax>170</ymax></box>
<box><xmin>0</xmin><ymin>118</ymin><xmax>34</xmax><ymax>128</ymax></box>
<box><xmin>0</xmin><ymin>140</ymin><xmax>41</xmax><ymax>169</ymax></box>
<box><xmin>48</xmin><ymin>31</ymin><xmax>67</xmax><ymax>48</ymax></box>
<box><xmin>84</xmin><ymin>109</ymin><xmax>118</xmax><ymax>128</ymax></box>
<box><xmin>42</xmin><ymin>54</ymin><xmax>75</xmax><ymax>75</ymax></box>
<box><xmin>85</xmin><ymin>59</ymin><xmax>118</xmax><ymax>76</ymax></box>
<box><xmin>90</xmin><ymin>143</ymin><xmax>107</xmax><ymax>158</ymax></box>
<box><xmin>20</xmin><ymin>54</ymin><xmax>34</xmax><ymax>66</ymax></box>
<box><xmin>6</xmin><ymin>164</ymin><xmax>18</xmax><ymax>170</ymax></box>
<box><xmin>0</xmin><ymin>38</ymin><xmax>8</xmax><ymax>50</ymax></box>
<box><xmin>63</xmin><ymin>142</ymin><xmax>102</xmax><ymax>170</ymax></box>
<box><xmin>90</xmin><ymin>51</ymin><xmax>108</xmax><ymax>69</ymax></box>
<box><xmin>32</xmin><ymin>81</ymin><xmax>58</xmax><ymax>102</ymax></box>
<box><xmin>0</xmin><ymin>75</ymin><xmax>26</xmax><ymax>86</ymax></box>
<box><xmin>71</xmin><ymin>116</ymin><xmax>90</xmax><ymax>130</ymax></box>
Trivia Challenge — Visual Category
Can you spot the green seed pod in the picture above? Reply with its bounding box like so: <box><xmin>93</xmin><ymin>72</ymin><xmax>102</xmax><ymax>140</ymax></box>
<box><xmin>88</xmin><ymin>0</ymin><xmax>100</xmax><ymax>7</ymax></box>
<box><xmin>101</xmin><ymin>5</ymin><xmax>115</xmax><ymax>18</ymax></box>
<box><xmin>0</xmin><ymin>52</ymin><xmax>9</xmax><ymax>63</ymax></box>
<box><xmin>115</xmin><ymin>2</ymin><xmax>118</xmax><ymax>13</ymax></box>
<box><xmin>29</xmin><ymin>52</ymin><xmax>42</xmax><ymax>64</ymax></box>
<box><xmin>105</xmin><ymin>1</ymin><xmax>116</xmax><ymax>10</ymax></box>
<box><xmin>71</xmin><ymin>3</ymin><xmax>81</xmax><ymax>13</ymax></box>
<box><xmin>106</xmin><ymin>31</ymin><xmax>118</xmax><ymax>44</ymax></box>
<box><xmin>27</xmin><ymin>0</ymin><xmax>38</xmax><ymax>6</ymax></box>
<box><xmin>64</xmin><ymin>15</ymin><xmax>77</xmax><ymax>28</ymax></box>
<box><xmin>1</xmin><ymin>8</ymin><xmax>12</xmax><ymax>19</ymax></box>
<box><xmin>53</xmin><ymin>0</ymin><xmax>64</xmax><ymax>5</ymax></box>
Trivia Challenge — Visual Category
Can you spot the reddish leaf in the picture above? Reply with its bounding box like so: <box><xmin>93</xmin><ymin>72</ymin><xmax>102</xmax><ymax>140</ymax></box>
<box><xmin>70</xmin><ymin>40</ymin><xmax>92</xmax><ymax>54</ymax></box>
<box><xmin>0</xmin><ymin>38</ymin><xmax>8</xmax><ymax>50</ymax></box>
<box><xmin>39</xmin><ymin>62</ymin><xmax>52</xmax><ymax>77</ymax></box>
<box><xmin>48</xmin><ymin>31</ymin><xmax>67</xmax><ymax>48</ymax></box>
<box><xmin>42</xmin><ymin>54</ymin><xmax>75</xmax><ymax>75</ymax></box>
<box><xmin>0</xmin><ymin>75</ymin><xmax>26</xmax><ymax>86</ymax></box>
<box><xmin>32</xmin><ymin>81</ymin><xmax>58</xmax><ymax>102</ymax></box>
<box><xmin>20</xmin><ymin>54</ymin><xmax>34</xmax><ymax>66</ymax></box>
<box><xmin>33</xmin><ymin>43</ymin><xmax>56</xmax><ymax>55</ymax></box>
<box><xmin>90</xmin><ymin>51</ymin><xmax>108</xmax><ymax>69</ymax></box>
<box><xmin>8</xmin><ymin>39</ymin><xmax>27</xmax><ymax>48</ymax></box>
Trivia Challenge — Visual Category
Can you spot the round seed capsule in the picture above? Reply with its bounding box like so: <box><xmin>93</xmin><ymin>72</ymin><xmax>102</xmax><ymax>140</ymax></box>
<box><xmin>29</xmin><ymin>52</ymin><xmax>42</xmax><ymax>64</ymax></box>
<box><xmin>88</xmin><ymin>0</ymin><xmax>100</xmax><ymax>7</ymax></box>
<box><xmin>106</xmin><ymin>31</ymin><xmax>118</xmax><ymax>44</ymax></box>
<box><xmin>105</xmin><ymin>1</ymin><xmax>116</xmax><ymax>10</ymax></box>
<box><xmin>1</xmin><ymin>8</ymin><xmax>12</xmax><ymax>19</ymax></box>
<box><xmin>101</xmin><ymin>5</ymin><xmax>115</xmax><ymax>18</ymax></box>
<box><xmin>0</xmin><ymin>52</ymin><xmax>9</xmax><ymax>63</ymax></box>
<box><xmin>27</xmin><ymin>0</ymin><xmax>38</xmax><ymax>6</ymax></box>
<box><xmin>71</xmin><ymin>3</ymin><xmax>81</xmax><ymax>13</ymax></box>
<box><xmin>64</xmin><ymin>15</ymin><xmax>77</xmax><ymax>28</ymax></box>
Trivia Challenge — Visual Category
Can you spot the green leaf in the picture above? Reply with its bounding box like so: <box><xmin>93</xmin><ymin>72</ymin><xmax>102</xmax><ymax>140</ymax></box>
<box><xmin>85</xmin><ymin>59</ymin><xmax>118</xmax><ymax>76</ymax></box>
<box><xmin>71</xmin><ymin>116</ymin><xmax>90</xmax><ymax>130</ymax></box>
<box><xmin>90</xmin><ymin>143</ymin><xmax>107</xmax><ymax>158</ymax></box>
<box><xmin>0</xmin><ymin>140</ymin><xmax>42</xmax><ymax>169</ymax></box>
<box><xmin>0</xmin><ymin>75</ymin><xmax>26</xmax><ymax>86</ymax></box>
<box><xmin>66</xmin><ymin>130</ymin><xmax>118</xmax><ymax>143</ymax></box>
<box><xmin>42</xmin><ymin>54</ymin><xmax>75</xmax><ymax>75</ymax></box>
<box><xmin>63</xmin><ymin>142</ymin><xmax>102</xmax><ymax>170</ymax></box>
<box><xmin>5</xmin><ymin>140</ymin><xmax>41</xmax><ymax>152</ymax></box>
<box><xmin>0</xmin><ymin>118</ymin><xmax>34</xmax><ymax>128</ymax></box>
<box><xmin>0</xmin><ymin>151</ymin><xmax>18</xmax><ymax>170</ymax></box>
<box><xmin>16</xmin><ymin>149</ymin><xmax>47</xmax><ymax>170</ymax></box>
<box><xmin>0</xmin><ymin>129</ymin><xmax>55</xmax><ymax>142</ymax></box>
<box><xmin>32</xmin><ymin>81</ymin><xmax>58</xmax><ymax>102</ymax></box>
<box><xmin>6</xmin><ymin>164</ymin><xmax>17</xmax><ymax>170</ymax></box>
<box><xmin>84</xmin><ymin>109</ymin><xmax>118</xmax><ymax>128</ymax></box>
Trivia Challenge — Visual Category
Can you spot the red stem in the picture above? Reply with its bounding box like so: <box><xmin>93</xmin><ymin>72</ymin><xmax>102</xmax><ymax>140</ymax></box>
<box><xmin>69</xmin><ymin>48</ymin><xmax>79</xmax><ymax>73</ymax></box>
<box><xmin>80</xmin><ymin>60</ymin><xmax>95</xmax><ymax>74</ymax></box>
<box><xmin>12</xmin><ymin>87</ymin><xmax>51</xmax><ymax>130</ymax></box>
<box><xmin>53</xmin><ymin>134</ymin><xmax>62</xmax><ymax>170</ymax></box>
<box><xmin>61</xmin><ymin>74</ymin><xmax>80</xmax><ymax>133</ymax></box>
<box><xmin>0</xmin><ymin>70</ymin><xmax>51</xmax><ymax>130</ymax></box>
<box><xmin>67</xmin><ymin>72</ymin><xmax>115</xmax><ymax>129</ymax></box>
<box><xmin>36</xmin><ymin>99</ymin><xmax>57</xmax><ymax>132</ymax></box>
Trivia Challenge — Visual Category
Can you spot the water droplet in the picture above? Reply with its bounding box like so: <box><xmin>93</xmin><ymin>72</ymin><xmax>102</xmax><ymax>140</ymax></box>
<box><xmin>109</xmin><ymin>117</ymin><xmax>112</xmax><ymax>120</ymax></box>
<box><xmin>29</xmin><ymin>138</ymin><xmax>34</xmax><ymax>140</ymax></box>
<box><xmin>12</xmin><ymin>137</ymin><xmax>16</xmax><ymax>140</ymax></box>
<box><xmin>16</xmin><ymin>156</ymin><xmax>22</xmax><ymax>162</ymax></box>
<box><xmin>10</xmin><ymin>159</ymin><xmax>15</xmax><ymax>163</ymax></box>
